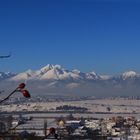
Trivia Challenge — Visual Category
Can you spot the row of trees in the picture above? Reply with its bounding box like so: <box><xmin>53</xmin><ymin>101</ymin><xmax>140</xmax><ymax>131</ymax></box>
<box><xmin>56</xmin><ymin>105</ymin><xmax>88</xmax><ymax>112</ymax></box>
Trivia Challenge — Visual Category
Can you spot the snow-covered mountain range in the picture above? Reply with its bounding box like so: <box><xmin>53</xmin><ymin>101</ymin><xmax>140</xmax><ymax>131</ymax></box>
<box><xmin>5</xmin><ymin>64</ymin><xmax>139</xmax><ymax>81</ymax></box>
<box><xmin>9</xmin><ymin>64</ymin><xmax>106</xmax><ymax>81</ymax></box>
<box><xmin>0</xmin><ymin>64</ymin><xmax>140</xmax><ymax>97</ymax></box>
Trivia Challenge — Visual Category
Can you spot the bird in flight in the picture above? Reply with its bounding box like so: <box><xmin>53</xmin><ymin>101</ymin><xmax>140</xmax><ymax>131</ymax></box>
<box><xmin>0</xmin><ymin>53</ymin><xmax>11</xmax><ymax>58</ymax></box>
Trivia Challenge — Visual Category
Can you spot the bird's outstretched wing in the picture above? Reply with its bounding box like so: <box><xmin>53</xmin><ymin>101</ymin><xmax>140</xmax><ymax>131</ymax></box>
<box><xmin>0</xmin><ymin>53</ymin><xmax>11</xmax><ymax>58</ymax></box>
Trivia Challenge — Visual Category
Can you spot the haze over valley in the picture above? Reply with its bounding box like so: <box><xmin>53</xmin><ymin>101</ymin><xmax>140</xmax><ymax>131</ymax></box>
<box><xmin>0</xmin><ymin>64</ymin><xmax>140</xmax><ymax>97</ymax></box>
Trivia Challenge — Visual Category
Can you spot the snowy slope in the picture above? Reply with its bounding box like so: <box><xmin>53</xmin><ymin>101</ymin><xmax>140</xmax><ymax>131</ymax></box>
<box><xmin>8</xmin><ymin>65</ymin><xmax>140</xmax><ymax>82</ymax></box>
<box><xmin>0</xmin><ymin>72</ymin><xmax>15</xmax><ymax>80</ymax></box>
<box><xmin>1</xmin><ymin>65</ymin><xmax>140</xmax><ymax>97</ymax></box>
<box><xmin>121</xmin><ymin>71</ymin><xmax>139</xmax><ymax>80</ymax></box>
<box><xmin>10</xmin><ymin>64</ymin><xmax>98</xmax><ymax>81</ymax></box>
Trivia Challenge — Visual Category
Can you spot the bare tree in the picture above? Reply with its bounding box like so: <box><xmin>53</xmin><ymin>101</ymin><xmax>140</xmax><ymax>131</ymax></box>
<box><xmin>0</xmin><ymin>54</ymin><xmax>31</xmax><ymax>104</ymax></box>
<box><xmin>0</xmin><ymin>83</ymin><xmax>31</xmax><ymax>104</ymax></box>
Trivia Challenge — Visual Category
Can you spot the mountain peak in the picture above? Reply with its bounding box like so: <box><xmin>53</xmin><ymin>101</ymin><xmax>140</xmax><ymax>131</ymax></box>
<box><xmin>0</xmin><ymin>72</ymin><xmax>15</xmax><ymax>80</ymax></box>
<box><xmin>86</xmin><ymin>71</ymin><xmax>99</xmax><ymax>80</ymax></box>
<box><xmin>122</xmin><ymin>71</ymin><xmax>139</xmax><ymax>79</ymax></box>
<box><xmin>5</xmin><ymin>65</ymin><xmax>140</xmax><ymax>82</ymax></box>
<box><xmin>72</xmin><ymin>69</ymin><xmax>81</xmax><ymax>74</ymax></box>
<box><xmin>40</xmin><ymin>64</ymin><xmax>62</xmax><ymax>71</ymax></box>
<box><xmin>40</xmin><ymin>64</ymin><xmax>53</xmax><ymax>71</ymax></box>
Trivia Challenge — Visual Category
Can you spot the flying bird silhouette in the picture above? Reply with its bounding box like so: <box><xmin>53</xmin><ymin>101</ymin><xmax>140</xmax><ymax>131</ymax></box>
<box><xmin>0</xmin><ymin>53</ymin><xmax>11</xmax><ymax>58</ymax></box>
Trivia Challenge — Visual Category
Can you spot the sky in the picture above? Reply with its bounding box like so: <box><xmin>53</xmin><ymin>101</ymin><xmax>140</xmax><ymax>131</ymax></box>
<box><xmin>0</xmin><ymin>0</ymin><xmax>140</xmax><ymax>75</ymax></box>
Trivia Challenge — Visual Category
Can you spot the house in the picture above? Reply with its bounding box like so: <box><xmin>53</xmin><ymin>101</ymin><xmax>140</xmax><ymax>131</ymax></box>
<box><xmin>0</xmin><ymin>115</ymin><xmax>12</xmax><ymax>133</ymax></box>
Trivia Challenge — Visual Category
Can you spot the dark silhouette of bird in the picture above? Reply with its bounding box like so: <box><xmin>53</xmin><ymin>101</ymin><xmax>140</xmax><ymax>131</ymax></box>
<box><xmin>0</xmin><ymin>53</ymin><xmax>11</xmax><ymax>58</ymax></box>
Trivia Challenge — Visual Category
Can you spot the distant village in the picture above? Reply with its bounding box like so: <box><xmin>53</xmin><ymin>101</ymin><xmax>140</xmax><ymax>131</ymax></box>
<box><xmin>1</xmin><ymin>96</ymin><xmax>140</xmax><ymax>139</ymax></box>
<box><xmin>1</xmin><ymin>113</ymin><xmax>140</xmax><ymax>139</ymax></box>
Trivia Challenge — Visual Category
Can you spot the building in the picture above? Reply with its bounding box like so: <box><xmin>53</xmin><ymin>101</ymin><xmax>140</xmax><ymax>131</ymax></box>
<box><xmin>0</xmin><ymin>115</ymin><xmax>12</xmax><ymax>133</ymax></box>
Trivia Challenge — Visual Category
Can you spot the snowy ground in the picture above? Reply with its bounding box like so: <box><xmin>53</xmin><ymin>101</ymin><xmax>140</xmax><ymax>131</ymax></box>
<box><xmin>1</xmin><ymin>98</ymin><xmax>140</xmax><ymax>115</ymax></box>
<box><xmin>3</xmin><ymin>98</ymin><xmax>140</xmax><ymax>137</ymax></box>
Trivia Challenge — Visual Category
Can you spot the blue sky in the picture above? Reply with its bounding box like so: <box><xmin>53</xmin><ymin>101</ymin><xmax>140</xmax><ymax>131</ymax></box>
<box><xmin>0</xmin><ymin>0</ymin><xmax>140</xmax><ymax>74</ymax></box>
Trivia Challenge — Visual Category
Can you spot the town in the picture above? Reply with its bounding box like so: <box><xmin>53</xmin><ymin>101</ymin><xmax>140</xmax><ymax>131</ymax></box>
<box><xmin>1</xmin><ymin>113</ymin><xmax>140</xmax><ymax>139</ymax></box>
<box><xmin>0</xmin><ymin>96</ymin><xmax>140</xmax><ymax>139</ymax></box>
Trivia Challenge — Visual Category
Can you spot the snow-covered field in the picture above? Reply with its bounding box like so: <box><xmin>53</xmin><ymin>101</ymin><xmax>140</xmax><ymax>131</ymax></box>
<box><xmin>1</xmin><ymin>98</ymin><xmax>140</xmax><ymax>115</ymax></box>
<box><xmin>3</xmin><ymin>98</ymin><xmax>140</xmax><ymax>136</ymax></box>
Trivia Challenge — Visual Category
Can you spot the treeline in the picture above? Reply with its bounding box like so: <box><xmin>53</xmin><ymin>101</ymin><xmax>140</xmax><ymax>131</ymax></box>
<box><xmin>56</xmin><ymin>105</ymin><xmax>88</xmax><ymax>112</ymax></box>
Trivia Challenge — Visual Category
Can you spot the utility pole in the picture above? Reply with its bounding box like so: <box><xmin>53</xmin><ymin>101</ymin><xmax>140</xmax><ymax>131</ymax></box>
<box><xmin>44</xmin><ymin>120</ymin><xmax>47</xmax><ymax>136</ymax></box>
